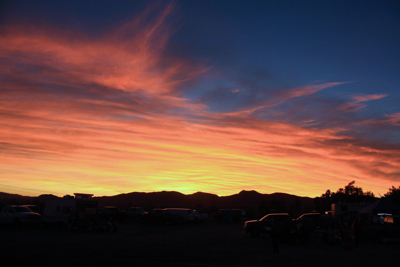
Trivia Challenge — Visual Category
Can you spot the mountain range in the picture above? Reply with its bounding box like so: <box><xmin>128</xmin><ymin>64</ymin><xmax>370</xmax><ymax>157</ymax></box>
<box><xmin>0</xmin><ymin>190</ymin><xmax>316</xmax><ymax>218</ymax></box>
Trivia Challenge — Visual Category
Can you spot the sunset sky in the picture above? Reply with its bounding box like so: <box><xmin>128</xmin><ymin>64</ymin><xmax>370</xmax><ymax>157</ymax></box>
<box><xmin>1</xmin><ymin>0</ymin><xmax>399</xmax><ymax>198</ymax></box>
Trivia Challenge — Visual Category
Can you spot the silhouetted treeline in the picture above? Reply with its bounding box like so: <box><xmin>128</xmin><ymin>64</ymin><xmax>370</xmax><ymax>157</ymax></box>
<box><xmin>314</xmin><ymin>181</ymin><xmax>376</xmax><ymax>213</ymax></box>
<box><xmin>385</xmin><ymin>186</ymin><xmax>400</xmax><ymax>204</ymax></box>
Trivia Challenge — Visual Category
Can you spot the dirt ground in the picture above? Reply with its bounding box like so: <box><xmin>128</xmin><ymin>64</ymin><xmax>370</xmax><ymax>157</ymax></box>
<box><xmin>1</xmin><ymin>220</ymin><xmax>398</xmax><ymax>267</ymax></box>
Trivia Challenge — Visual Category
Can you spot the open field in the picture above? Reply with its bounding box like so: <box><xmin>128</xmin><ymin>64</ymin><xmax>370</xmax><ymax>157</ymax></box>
<box><xmin>1</xmin><ymin>220</ymin><xmax>398</xmax><ymax>267</ymax></box>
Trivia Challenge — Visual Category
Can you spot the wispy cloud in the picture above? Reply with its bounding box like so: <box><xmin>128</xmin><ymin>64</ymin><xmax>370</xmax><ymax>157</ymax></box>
<box><xmin>350</xmin><ymin>94</ymin><xmax>388</xmax><ymax>102</ymax></box>
<box><xmin>338</xmin><ymin>94</ymin><xmax>388</xmax><ymax>112</ymax></box>
<box><xmin>362</xmin><ymin>112</ymin><xmax>400</xmax><ymax>127</ymax></box>
<box><xmin>0</xmin><ymin>5</ymin><xmax>399</xmax><ymax>197</ymax></box>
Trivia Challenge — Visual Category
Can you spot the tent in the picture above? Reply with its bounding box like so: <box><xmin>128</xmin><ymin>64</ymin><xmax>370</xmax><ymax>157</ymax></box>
<box><xmin>358</xmin><ymin>198</ymin><xmax>400</xmax><ymax>215</ymax></box>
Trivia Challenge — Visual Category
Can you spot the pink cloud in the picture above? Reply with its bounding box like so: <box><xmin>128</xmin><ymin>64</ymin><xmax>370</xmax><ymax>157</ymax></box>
<box><xmin>384</xmin><ymin>113</ymin><xmax>400</xmax><ymax>126</ymax></box>
<box><xmin>285</xmin><ymin>82</ymin><xmax>348</xmax><ymax>99</ymax></box>
<box><xmin>0</xmin><ymin>6</ymin><xmax>399</xmax><ymax>198</ymax></box>
<box><xmin>221</xmin><ymin>82</ymin><xmax>348</xmax><ymax>117</ymax></box>
<box><xmin>337</xmin><ymin>102</ymin><xmax>367</xmax><ymax>112</ymax></box>
<box><xmin>350</xmin><ymin>94</ymin><xmax>388</xmax><ymax>102</ymax></box>
<box><xmin>337</xmin><ymin>94</ymin><xmax>388</xmax><ymax>112</ymax></box>
<box><xmin>362</xmin><ymin>112</ymin><xmax>400</xmax><ymax>126</ymax></box>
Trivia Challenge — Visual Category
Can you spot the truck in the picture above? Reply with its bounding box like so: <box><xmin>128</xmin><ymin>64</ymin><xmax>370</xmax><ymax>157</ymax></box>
<box><xmin>0</xmin><ymin>205</ymin><xmax>41</xmax><ymax>227</ymax></box>
<box><xmin>99</xmin><ymin>206</ymin><xmax>127</xmax><ymax>222</ymax></box>
<box><xmin>193</xmin><ymin>209</ymin><xmax>208</xmax><ymax>223</ymax></box>
<box><xmin>42</xmin><ymin>193</ymin><xmax>98</xmax><ymax>229</ymax></box>
<box><xmin>213</xmin><ymin>209</ymin><xmax>246</xmax><ymax>223</ymax></box>
<box><xmin>165</xmin><ymin>208</ymin><xmax>195</xmax><ymax>223</ymax></box>
<box><xmin>126</xmin><ymin>207</ymin><xmax>147</xmax><ymax>219</ymax></box>
<box><xmin>140</xmin><ymin>208</ymin><xmax>204</xmax><ymax>225</ymax></box>
<box><xmin>244</xmin><ymin>213</ymin><xmax>294</xmax><ymax>238</ymax></box>
<box><xmin>140</xmin><ymin>208</ymin><xmax>180</xmax><ymax>225</ymax></box>
<box><xmin>164</xmin><ymin>208</ymin><xmax>208</xmax><ymax>223</ymax></box>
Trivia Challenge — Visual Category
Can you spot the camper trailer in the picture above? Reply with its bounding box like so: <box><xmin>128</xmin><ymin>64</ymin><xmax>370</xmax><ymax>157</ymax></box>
<box><xmin>42</xmin><ymin>193</ymin><xmax>98</xmax><ymax>228</ymax></box>
<box><xmin>164</xmin><ymin>208</ymin><xmax>195</xmax><ymax>223</ymax></box>
<box><xmin>331</xmin><ymin>202</ymin><xmax>370</xmax><ymax>219</ymax></box>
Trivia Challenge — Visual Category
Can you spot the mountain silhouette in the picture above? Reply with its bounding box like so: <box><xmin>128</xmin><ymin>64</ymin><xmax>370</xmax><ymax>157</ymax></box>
<box><xmin>0</xmin><ymin>190</ymin><xmax>315</xmax><ymax>218</ymax></box>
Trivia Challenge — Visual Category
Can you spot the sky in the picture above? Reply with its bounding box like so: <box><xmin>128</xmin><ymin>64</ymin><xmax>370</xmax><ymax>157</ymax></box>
<box><xmin>0</xmin><ymin>0</ymin><xmax>399</xmax><ymax>198</ymax></box>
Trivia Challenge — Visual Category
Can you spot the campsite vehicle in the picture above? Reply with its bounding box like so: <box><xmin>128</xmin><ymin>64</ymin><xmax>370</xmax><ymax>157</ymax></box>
<box><xmin>99</xmin><ymin>206</ymin><xmax>127</xmax><ymax>221</ymax></box>
<box><xmin>21</xmin><ymin>205</ymin><xmax>41</xmax><ymax>215</ymax></box>
<box><xmin>363</xmin><ymin>215</ymin><xmax>400</xmax><ymax>243</ymax></box>
<box><xmin>213</xmin><ymin>209</ymin><xmax>245</xmax><ymax>223</ymax></box>
<box><xmin>193</xmin><ymin>210</ymin><xmax>208</xmax><ymax>222</ymax></box>
<box><xmin>295</xmin><ymin>212</ymin><xmax>334</xmax><ymax>229</ymax></box>
<box><xmin>140</xmin><ymin>208</ymin><xmax>181</xmax><ymax>225</ymax></box>
<box><xmin>244</xmin><ymin>213</ymin><xmax>293</xmax><ymax>237</ymax></box>
<box><xmin>126</xmin><ymin>207</ymin><xmax>147</xmax><ymax>219</ymax></box>
<box><xmin>233</xmin><ymin>209</ymin><xmax>246</xmax><ymax>222</ymax></box>
<box><xmin>0</xmin><ymin>205</ymin><xmax>41</xmax><ymax>227</ymax></box>
<box><xmin>42</xmin><ymin>193</ymin><xmax>98</xmax><ymax>229</ymax></box>
<box><xmin>296</xmin><ymin>213</ymin><xmax>321</xmax><ymax>225</ymax></box>
<box><xmin>164</xmin><ymin>208</ymin><xmax>197</xmax><ymax>223</ymax></box>
<box><xmin>357</xmin><ymin>198</ymin><xmax>400</xmax><ymax>243</ymax></box>
<box><xmin>140</xmin><ymin>208</ymin><xmax>206</xmax><ymax>225</ymax></box>
<box><xmin>212</xmin><ymin>209</ymin><xmax>246</xmax><ymax>223</ymax></box>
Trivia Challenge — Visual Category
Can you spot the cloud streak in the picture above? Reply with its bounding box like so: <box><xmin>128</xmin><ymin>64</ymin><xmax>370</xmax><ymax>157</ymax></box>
<box><xmin>338</xmin><ymin>94</ymin><xmax>388</xmax><ymax>112</ymax></box>
<box><xmin>0</xmin><ymin>4</ymin><xmax>399</xmax><ymax>197</ymax></box>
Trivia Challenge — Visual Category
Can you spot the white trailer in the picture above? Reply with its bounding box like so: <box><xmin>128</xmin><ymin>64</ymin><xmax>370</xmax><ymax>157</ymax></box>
<box><xmin>164</xmin><ymin>208</ymin><xmax>195</xmax><ymax>222</ymax></box>
<box><xmin>42</xmin><ymin>193</ymin><xmax>98</xmax><ymax>228</ymax></box>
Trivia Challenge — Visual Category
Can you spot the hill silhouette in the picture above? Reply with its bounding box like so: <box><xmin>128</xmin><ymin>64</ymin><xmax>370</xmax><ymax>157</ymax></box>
<box><xmin>0</xmin><ymin>190</ymin><xmax>315</xmax><ymax>218</ymax></box>
<box><xmin>90</xmin><ymin>190</ymin><xmax>315</xmax><ymax>218</ymax></box>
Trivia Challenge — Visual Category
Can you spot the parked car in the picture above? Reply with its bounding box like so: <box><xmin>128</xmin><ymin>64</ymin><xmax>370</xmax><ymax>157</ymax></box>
<box><xmin>165</xmin><ymin>208</ymin><xmax>195</xmax><ymax>223</ymax></box>
<box><xmin>140</xmin><ymin>208</ymin><xmax>181</xmax><ymax>225</ymax></box>
<box><xmin>99</xmin><ymin>206</ymin><xmax>127</xmax><ymax>222</ymax></box>
<box><xmin>295</xmin><ymin>213</ymin><xmax>337</xmax><ymax>230</ymax></box>
<box><xmin>126</xmin><ymin>207</ymin><xmax>147</xmax><ymax>219</ymax></box>
<box><xmin>193</xmin><ymin>210</ymin><xmax>208</xmax><ymax>223</ymax></box>
<box><xmin>213</xmin><ymin>209</ymin><xmax>245</xmax><ymax>223</ymax></box>
<box><xmin>21</xmin><ymin>205</ymin><xmax>41</xmax><ymax>215</ymax></box>
<box><xmin>244</xmin><ymin>213</ymin><xmax>293</xmax><ymax>238</ymax></box>
<box><xmin>0</xmin><ymin>205</ymin><xmax>41</xmax><ymax>227</ymax></box>
<box><xmin>233</xmin><ymin>209</ymin><xmax>246</xmax><ymax>222</ymax></box>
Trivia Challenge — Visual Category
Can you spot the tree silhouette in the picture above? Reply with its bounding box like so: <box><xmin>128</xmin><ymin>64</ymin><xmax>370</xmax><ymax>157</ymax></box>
<box><xmin>314</xmin><ymin>181</ymin><xmax>376</xmax><ymax>213</ymax></box>
<box><xmin>384</xmin><ymin>186</ymin><xmax>400</xmax><ymax>204</ymax></box>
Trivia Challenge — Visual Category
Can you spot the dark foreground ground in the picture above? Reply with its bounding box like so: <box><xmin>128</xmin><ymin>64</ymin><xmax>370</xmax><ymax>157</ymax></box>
<box><xmin>1</xmin><ymin>220</ymin><xmax>398</xmax><ymax>267</ymax></box>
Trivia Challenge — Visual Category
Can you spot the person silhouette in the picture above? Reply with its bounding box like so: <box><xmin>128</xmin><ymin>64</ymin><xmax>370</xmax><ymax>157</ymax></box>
<box><xmin>270</xmin><ymin>220</ymin><xmax>279</xmax><ymax>253</ymax></box>
<box><xmin>352</xmin><ymin>216</ymin><xmax>362</xmax><ymax>247</ymax></box>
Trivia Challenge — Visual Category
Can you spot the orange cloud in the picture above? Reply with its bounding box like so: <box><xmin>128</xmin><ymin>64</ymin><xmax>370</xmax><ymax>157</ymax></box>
<box><xmin>0</xmin><ymin>6</ymin><xmax>399</xmax><ymax>198</ymax></box>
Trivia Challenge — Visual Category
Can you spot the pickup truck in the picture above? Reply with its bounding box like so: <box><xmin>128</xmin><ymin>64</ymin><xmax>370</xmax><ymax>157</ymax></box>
<box><xmin>0</xmin><ymin>205</ymin><xmax>41</xmax><ymax>227</ymax></box>
<box><xmin>140</xmin><ymin>208</ymin><xmax>181</xmax><ymax>225</ymax></box>
<box><xmin>126</xmin><ymin>207</ymin><xmax>147</xmax><ymax>219</ymax></box>
<box><xmin>193</xmin><ymin>210</ymin><xmax>208</xmax><ymax>223</ymax></box>
<box><xmin>99</xmin><ymin>206</ymin><xmax>127</xmax><ymax>222</ymax></box>
<box><xmin>244</xmin><ymin>213</ymin><xmax>294</xmax><ymax>238</ymax></box>
<box><xmin>295</xmin><ymin>213</ymin><xmax>337</xmax><ymax>230</ymax></box>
